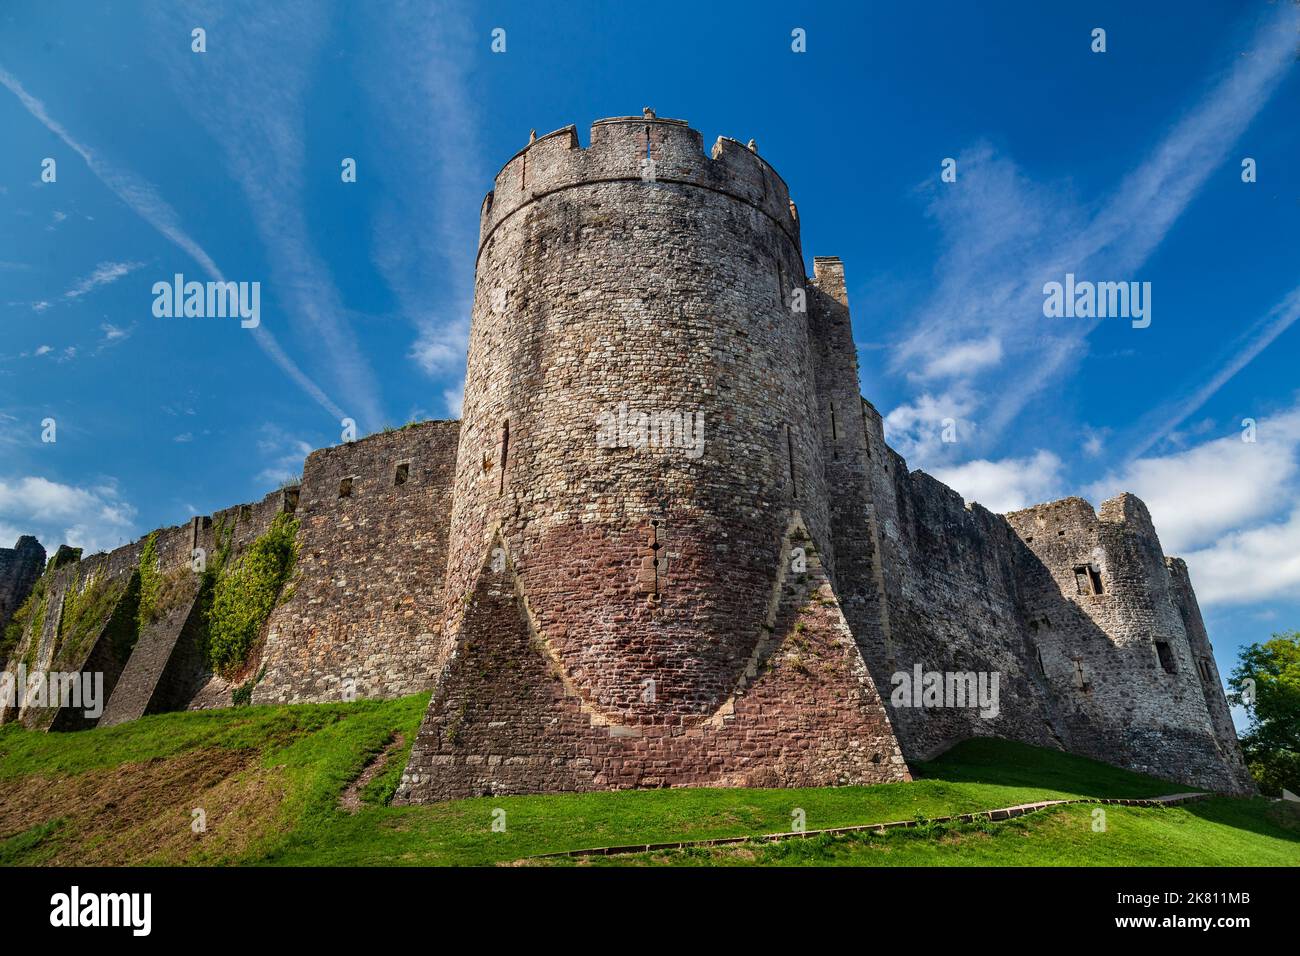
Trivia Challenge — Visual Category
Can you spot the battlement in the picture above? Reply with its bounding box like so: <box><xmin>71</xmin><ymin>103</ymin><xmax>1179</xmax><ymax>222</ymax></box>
<box><xmin>479</xmin><ymin>111</ymin><xmax>799</xmax><ymax>255</ymax></box>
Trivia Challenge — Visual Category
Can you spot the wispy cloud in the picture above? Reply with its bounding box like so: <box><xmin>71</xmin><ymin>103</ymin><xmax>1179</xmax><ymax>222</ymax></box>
<box><xmin>146</xmin><ymin>1</ymin><xmax>384</xmax><ymax>431</ymax></box>
<box><xmin>254</xmin><ymin>423</ymin><xmax>312</xmax><ymax>488</ymax></box>
<box><xmin>64</xmin><ymin>260</ymin><xmax>144</xmax><ymax>301</ymax></box>
<box><xmin>1122</xmin><ymin>284</ymin><xmax>1300</xmax><ymax>461</ymax></box>
<box><xmin>884</xmin><ymin>7</ymin><xmax>1298</xmax><ymax>469</ymax></box>
<box><xmin>0</xmin><ymin>61</ymin><xmax>347</xmax><ymax>423</ymax></box>
<box><xmin>359</xmin><ymin>0</ymin><xmax>481</xmax><ymax>413</ymax></box>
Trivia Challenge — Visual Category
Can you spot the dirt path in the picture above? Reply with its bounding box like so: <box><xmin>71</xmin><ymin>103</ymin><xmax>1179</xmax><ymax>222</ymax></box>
<box><xmin>338</xmin><ymin>732</ymin><xmax>406</xmax><ymax>813</ymax></box>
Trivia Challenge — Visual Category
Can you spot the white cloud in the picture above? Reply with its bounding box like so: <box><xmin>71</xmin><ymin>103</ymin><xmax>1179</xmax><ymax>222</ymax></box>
<box><xmin>442</xmin><ymin>380</ymin><xmax>465</xmax><ymax>418</ymax></box>
<box><xmin>1088</xmin><ymin>405</ymin><xmax>1300</xmax><ymax>606</ymax></box>
<box><xmin>144</xmin><ymin>7</ymin><xmax>384</xmax><ymax>431</ymax></box>
<box><xmin>1183</xmin><ymin>508</ymin><xmax>1300</xmax><ymax>606</ymax></box>
<box><xmin>33</xmin><ymin>344</ymin><xmax>52</xmax><ymax>356</ymax></box>
<box><xmin>255</xmin><ymin>425</ymin><xmax>313</xmax><ymax>488</ymax></box>
<box><xmin>929</xmin><ymin>450</ymin><xmax>1063</xmax><ymax>515</ymax></box>
<box><xmin>918</xmin><ymin>336</ymin><xmax>1003</xmax><ymax>380</ymax></box>
<box><xmin>883</xmin><ymin>388</ymin><xmax>977</xmax><ymax>462</ymax></box>
<box><xmin>0</xmin><ymin>475</ymin><xmax>137</xmax><ymax>555</ymax></box>
<box><xmin>355</xmin><ymin>2</ymin><xmax>481</xmax><ymax>380</ymax></box>
<box><xmin>64</xmin><ymin>260</ymin><xmax>144</xmax><ymax>300</ymax></box>
<box><xmin>1082</xmin><ymin>426</ymin><xmax>1107</xmax><ymax>458</ymax></box>
<box><xmin>1088</xmin><ymin>408</ymin><xmax>1300</xmax><ymax>554</ymax></box>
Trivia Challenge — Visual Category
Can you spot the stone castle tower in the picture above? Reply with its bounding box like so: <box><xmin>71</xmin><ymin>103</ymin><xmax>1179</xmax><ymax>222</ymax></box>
<box><xmin>0</xmin><ymin>113</ymin><xmax>1253</xmax><ymax>800</ymax></box>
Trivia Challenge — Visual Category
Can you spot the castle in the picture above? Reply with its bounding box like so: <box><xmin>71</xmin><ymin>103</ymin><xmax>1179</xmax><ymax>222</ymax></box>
<box><xmin>0</xmin><ymin>112</ymin><xmax>1253</xmax><ymax>799</ymax></box>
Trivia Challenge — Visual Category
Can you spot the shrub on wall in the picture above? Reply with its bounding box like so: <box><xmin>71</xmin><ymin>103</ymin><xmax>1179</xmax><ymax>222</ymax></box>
<box><xmin>1</xmin><ymin>576</ymin><xmax>48</xmax><ymax>669</ymax></box>
<box><xmin>206</xmin><ymin>513</ymin><xmax>299</xmax><ymax>679</ymax></box>
<box><xmin>51</xmin><ymin>570</ymin><xmax>124</xmax><ymax>671</ymax></box>
<box><xmin>136</xmin><ymin>533</ymin><xmax>162</xmax><ymax>628</ymax></box>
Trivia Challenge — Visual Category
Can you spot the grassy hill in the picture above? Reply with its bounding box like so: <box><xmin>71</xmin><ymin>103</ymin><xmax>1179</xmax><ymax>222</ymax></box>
<box><xmin>0</xmin><ymin>693</ymin><xmax>1295</xmax><ymax>866</ymax></box>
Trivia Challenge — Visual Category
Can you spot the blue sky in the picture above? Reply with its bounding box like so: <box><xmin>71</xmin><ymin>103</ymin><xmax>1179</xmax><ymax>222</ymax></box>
<box><xmin>1</xmin><ymin>1</ymin><xmax>1297</xmax><ymax>700</ymax></box>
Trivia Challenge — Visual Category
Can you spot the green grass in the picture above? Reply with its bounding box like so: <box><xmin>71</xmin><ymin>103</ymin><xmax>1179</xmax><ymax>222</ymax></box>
<box><xmin>0</xmin><ymin>695</ymin><xmax>1295</xmax><ymax>866</ymax></box>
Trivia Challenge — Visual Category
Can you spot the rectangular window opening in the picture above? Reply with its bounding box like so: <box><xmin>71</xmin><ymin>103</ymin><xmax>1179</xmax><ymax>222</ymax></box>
<box><xmin>1074</xmin><ymin>565</ymin><xmax>1104</xmax><ymax>595</ymax></box>
<box><xmin>1088</xmin><ymin>566</ymin><xmax>1104</xmax><ymax>594</ymax></box>
<box><xmin>394</xmin><ymin>462</ymin><xmax>409</xmax><ymax>486</ymax></box>
<box><xmin>1155</xmin><ymin>641</ymin><xmax>1176</xmax><ymax>674</ymax></box>
<box><xmin>338</xmin><ymin>476</ymin><xmax>353</xmax><ymax>499</ymax></box>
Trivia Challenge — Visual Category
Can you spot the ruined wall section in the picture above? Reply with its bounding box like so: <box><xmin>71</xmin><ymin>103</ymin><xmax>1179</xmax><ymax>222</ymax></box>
<box><xmin>849</xmin><ymin>399</ymin><xmax>1066</xmax><ymax>760</ymax></box>
<box><xmin>1005</xmin><ymin>498</ymin><xmax>1253</xmax><ymax>793</ymax></box>
<box><xmin>1167</xmin><ymin>557</ymin><xmax>1251</xmax><ymax>785</ymax></box>
<box><xmin>1</xmin><ymin>541</ymin><xmax>142</xmax><ymax>729</ymax></box>
<box><xmin>100</xmin><ymin>493</ymin><xmax>286</xmax><ymax>723</ymax></box>
<box><xmin>0</xmin><ymin>536</ymin><xmax>45</xmax><ymax>638</ymax></box>
<box><xmin>804</xmin><ymin>253</ymin><xmax>1249</xmax><ymax>793</ymax></box>
<box><xmin>252</xmin><ymin>421</ymin><xmax>459</xmax><ymax>706</ymax></box>
<box><xmin>0</xmin><ymin>491</ymin><xmax>292</xmax><ymax>729</ymax></box>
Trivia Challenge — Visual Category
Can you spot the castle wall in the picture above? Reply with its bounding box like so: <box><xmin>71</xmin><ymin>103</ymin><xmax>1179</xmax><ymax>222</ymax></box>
<box><xmin>805</xmin><ymin>261</ymin><xmax>1251</xmax><ymax>794</ymax></box>
<box><xmin>1004</xmin><ymin>498</ymin><xmax>1253</xmax><ymax>792</ymax></box>
<box><xmin>252</xmin><ymin>421</ymin><xmax>460</xmax><ymax>705</ymax></box>
<box><xmin>397</xmin><ymin>516</ymin><xmax>908</xmax><ymax>801</ymax></box>
<box><xmin>1</xmin><ymin>541</ymin><xmax>141</xmax><ymax>730</ymax></box>
<box><xmin>2</xmin><ymin>112</ymin><xmax>1254</xmax><ymax>802</ymax></box>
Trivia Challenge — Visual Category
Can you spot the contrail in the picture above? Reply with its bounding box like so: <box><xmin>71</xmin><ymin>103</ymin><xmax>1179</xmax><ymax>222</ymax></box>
<box><xmin>1125</xmin><ymin>284</ymin><xmax>1300</xmax><ymax>462</ymax></box>
<box><xmin>0</xmin><ymin>64</ymin><xmax>347</xmax><ymax>423</ymax></box>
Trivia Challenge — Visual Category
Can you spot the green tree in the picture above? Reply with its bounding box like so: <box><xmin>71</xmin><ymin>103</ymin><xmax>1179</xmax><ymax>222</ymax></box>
<box><xmin>1228</xmin><ymin>631</ymin><xmax>1300</xmax><ymax>797</ymax></box>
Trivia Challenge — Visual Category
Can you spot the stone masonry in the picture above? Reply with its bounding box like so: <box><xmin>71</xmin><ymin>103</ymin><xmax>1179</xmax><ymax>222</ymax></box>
<box><xmin>0</xmin><ymin>536</ymin><xmax>45</xmax><ymax>638</ymax></box>
<box><xmin>2</xmin><ymin>113</ymin><xmax>1252</xmax><ymax>800</ymax></box>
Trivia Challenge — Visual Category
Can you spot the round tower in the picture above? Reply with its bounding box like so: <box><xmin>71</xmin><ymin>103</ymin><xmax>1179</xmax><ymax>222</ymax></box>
<box><xmin>445</xmin><ymin>113</ymin><xmax>833</xmax><ymax>726</ymax></box>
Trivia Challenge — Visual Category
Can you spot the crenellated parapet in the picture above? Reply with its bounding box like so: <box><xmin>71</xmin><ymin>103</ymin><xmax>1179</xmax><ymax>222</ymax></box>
<box><xmin>478</xmin><ymin>113</ymin><xmax>799</xmax><ymax>255</ymax></box>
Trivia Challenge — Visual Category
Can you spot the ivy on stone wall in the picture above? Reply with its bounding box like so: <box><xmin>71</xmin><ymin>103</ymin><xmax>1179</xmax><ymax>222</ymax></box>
<box><xmin>136</xmin><ymin>533</ymin><xmax>162</xmax><ymax>628</ymax></box>
<box><xmin>205</xmin><ymin>513</ymin><xmax>299</xmax><ymax>679</ymax></box>
<box><xmin>20</xmin><ymin>586</ymin><xmax>49</xmax><ymax>672</ymax></box>
<box><xmin>51</xmin><ymin>570</ymin><xmax>123</xmax><ymax>671</ymax></box>
<box><xmin>1</xmin><ymin>576</ymin><xmax>48</xmax><ymax>669</ymax></box>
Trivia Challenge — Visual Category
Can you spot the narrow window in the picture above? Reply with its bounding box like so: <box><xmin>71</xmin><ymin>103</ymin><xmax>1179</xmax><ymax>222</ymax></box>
<box><xmin>1074</xmin><ymin>565</ymin><xmax>1103</xmax><ymax>595</ymax></box>
<box><xmin>1155</xmin><ymin>641</ymin><xmax>1176</xmax><ymax>674</ymax></box>
<box><xmin>1036</xmin><ymin>646</ymin><xmax>1046</xmax><ymax>676</ymax></box>
<box><xmin>829</xmin><ymin>402</ymin><xmax>838</xmax><ymax>441</ymax></box>
<box><xmin>644</xmin><ymin>125</ymin><xmax>651</xmax><ymax>160</ymax></box>
<box><xmin>776</xmin><ymin>260</ymin><xmax>784</xmax><ymax>303</ymax></box>
<box><xmin>1073</xmin><ymin>566</ymin><xmax>1090</xmax><ymax>595</ymax></box>
<box><xmin>498</xmin><ymin>421</ymin><xmax>509</xmax><ymax>495</ymax></box>
<box><xmin>786</xmin><ymin>425</ymin><xmax>798</xmax><ymax>499</ymax></box>
<box><xmin>394</xmin><ymin>462</ymin><xmax>409</xmax><ymax>486</ymax></box>
<box><xmin>520</xmin><ymin>150</ymin><xmax>527</xmax><ymax>189</ymax></box>
<box><xmin>338</xmin><ymin>477</ymin><xmax>353</xmax><ymax>498</ymax></box>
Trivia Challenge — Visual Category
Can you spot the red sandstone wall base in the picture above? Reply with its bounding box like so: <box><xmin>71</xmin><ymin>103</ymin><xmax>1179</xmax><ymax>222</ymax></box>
<box><xmin>396</xmin><ymin>525</ymin><xmax>910</xmax><ymax>803</ymax></box>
